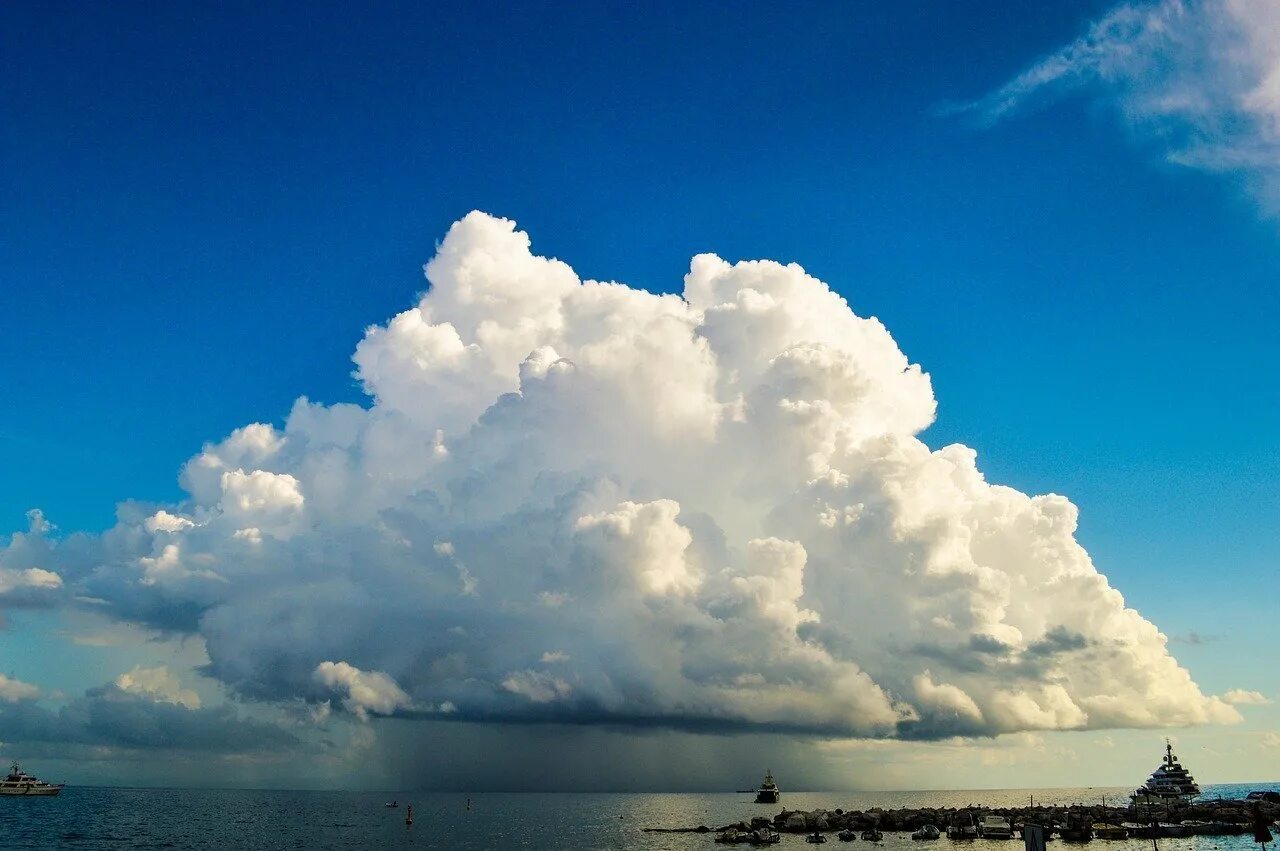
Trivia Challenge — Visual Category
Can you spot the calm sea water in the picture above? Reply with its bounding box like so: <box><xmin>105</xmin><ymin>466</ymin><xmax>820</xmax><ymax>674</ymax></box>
<box><xmin>1</xmin><ymin>783</ymin><xmax>1276</xmax><ymax>850</ymax></box>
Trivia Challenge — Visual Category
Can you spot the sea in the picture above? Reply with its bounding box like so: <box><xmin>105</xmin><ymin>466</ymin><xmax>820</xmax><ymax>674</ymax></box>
<box><xmin>1</xmin><ymin>783</ymin><xmax>1276</xmax><ymax>850</ymax></box>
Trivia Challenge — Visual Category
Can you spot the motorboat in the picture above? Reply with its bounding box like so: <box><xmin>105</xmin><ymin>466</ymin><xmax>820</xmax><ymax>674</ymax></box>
<box><xmin>1058</xmin><ymin>811</ymin><xmax>1092</xmax><ymax>842</ymax></box>
<box><xmin>807</xmin><ymin>832</ymin><xmax>829</xmax><ymax>844</ymax></box>
<box><xmin>912</xmin><ymin>825</ymin><xmax>941</xmax><ymax>840</ymax></box>
<box><xmin>0</xmin><ymin>763</ymin><xmax>64</xmax><ymax>796</ymax></box>
<box><xmin>754</xmin><ymin>771</ymin><xmax>780</xmax><ymax>804</ymax></box>
<box><xmin>1092</xmin><ymin>824</ymin><xmax>1127</xmax><ymax>840</ymax></box>
<box><xmin>838</xmin><ymin>828</ymin><xmax>857</xmax><ymax>841</ymax></box>
<box><xmin>384</xmin><ymin>800</ymin><xmax>399</xmax><ymax>808</ymax></box>
<box><xmin>861</xmin><ymin>829</ymin><xmax>884</xmax><ymax>841</ymax></box>
<box><xmin>748</xmin><ymin>829</ymin><xmax>781</xmax><ymax>845</ymax></box>
<box><xmin>980</xmin><ymin>816</ymin><xmax>1014</xmax><ymax>839</ymax></box>
<box><xmin>948</xmin><ymin>813</ymin><xmax>979</xmax><ymax>840</ymax></box>
<box><xmin>1130</xmin><ymin>740</ymin><xmax>1200</xmax><ymax>805</ymax></box>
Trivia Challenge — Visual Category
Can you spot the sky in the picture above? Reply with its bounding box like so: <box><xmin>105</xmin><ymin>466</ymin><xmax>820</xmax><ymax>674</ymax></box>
<box><xmin>1</xmin><ymin>1</ymin><xmax>1277</xmax><ymax>791</ymax></box>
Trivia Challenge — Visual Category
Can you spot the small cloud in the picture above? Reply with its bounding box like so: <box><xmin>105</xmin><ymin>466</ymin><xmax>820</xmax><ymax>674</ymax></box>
<box><xmin>540</xmin><ymin>651</ymin><xmax>570</xmax><ymax>664</ymax></box>
<box><xmin>1221</xmin><ymin>689</ymin><xmax>1272</xmax><ymax>706</ymax></box>
<box><xmin>1262</xmin><ymin>732</ymin><xmax>1280</xmax><ymax>749</ymax></box>
<box><xmin>65</xmin><ymin>632</ymin><xmax>120</xmax><ymax>647</ymax></box>
<box><xmin>114</xmin><ymin>665</ymin><xmax>202</xmax><ymax>709</ymax></box>
<box><xmin>313</xmin><ymin>661</ymin><xmax>410</xmax><ymax>720</ymax></box>
<box><xmin>501</xmin><ymin>670</ymin><xmax>571</xmax><ymax>704</ymax></box>
<box><xmin>1170</xmin><ymin>631</ymin><xmax>1218</xmax><ymax>646</ymax></box>
<box><xmin>0</xmin><ymin>673</ymin><xmax>40</xmax><ymax>703</ymax></box>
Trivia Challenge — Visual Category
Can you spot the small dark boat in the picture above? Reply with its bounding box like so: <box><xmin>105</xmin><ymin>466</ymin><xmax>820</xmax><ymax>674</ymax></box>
<box><xmin>1058</xmin><ymin>811</ymin><xmax>1092</xmax><ymax>843</ymax></box>
<box><xmin>861</xmin><ymin>829</ymin><xmax>884</xmax><ymax>842</ymax></box>
<box><xmin>807</xmin><ymin>832</ymin><xmax>828</xmax><ymax>844</ymax></box>
<box><xmin>913</xmin><ymin>825</ymin><xmax>941</xmax><ymax>841</ymax></box>
<box><xmin>949</xmin><ymin>813</ymin><xmax>979</xmax><ymax>840</ymax></box>
<box><xmin>1093</xmin><ymin>824</ymin><xmax>1127</xmax><ymax>840</ymax></box>
<box><xmin>838</xmin><ymin>828</ymin><xmax>857</xmax><ymax>841</ymax></box>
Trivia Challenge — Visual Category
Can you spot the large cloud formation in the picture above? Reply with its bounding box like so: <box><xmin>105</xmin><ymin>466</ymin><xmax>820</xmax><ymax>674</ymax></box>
<box><xmin>7</xmin><ymin>212</ymin><xmax>1238</xmax><ymax>741</ymax></box>
<box><xmin>954</xmin><ymin>0</ymin><xmax>1280</xmax><ymax>213</ymax></box>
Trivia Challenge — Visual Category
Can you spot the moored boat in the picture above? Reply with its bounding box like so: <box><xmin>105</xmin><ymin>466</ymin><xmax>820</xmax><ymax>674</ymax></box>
<box><xmin>912</xmin><ymin>825</ymin><xmax>941</xmax><ymax>840</ymax></box>
<box><xmin>0</xmin><ymin>763</ymin><xmax>64</xmax><ymax>797</ymax></box>
<box><xmin>861</xmin><ymin>828</ymin><xmax>884</xmax><ymax>841</ymax></box>
<box><xmin>980</xmin><ymin>815</ymin><xmax>1014</xmax><ymax>839</ymax></box>
<box><xmin>1093</xmin><ymin>824</ymin><xmax>1128</xmax><ymax>840</ymax></box>
<box><xmin>948</xmin><ymin>813</ymin><xmax>979</xmax><ymax>840</ymax></box>
<box><xmin>838</xmin><ymin>828</ymin><xmax>858</xmax><ymax>841</ymax></box>
<box><xmin>1058</xmin><ymin>811</ymin><xmax>1093</xmax><ymax>842</ymax></box>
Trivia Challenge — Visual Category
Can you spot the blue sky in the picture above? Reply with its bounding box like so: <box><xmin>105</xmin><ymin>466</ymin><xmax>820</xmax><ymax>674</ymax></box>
<box><xmin>1</xmin><ymin>1</ymin><xmax>1277</xmax><ymax>788</ymax></box>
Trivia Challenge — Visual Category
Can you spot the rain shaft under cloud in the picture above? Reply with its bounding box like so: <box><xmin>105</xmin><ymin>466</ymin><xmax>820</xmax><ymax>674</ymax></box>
<box><xmin>3</xmin><ymin>212</ymin><xmax>1240</xmax><ymax>742</ymax></box>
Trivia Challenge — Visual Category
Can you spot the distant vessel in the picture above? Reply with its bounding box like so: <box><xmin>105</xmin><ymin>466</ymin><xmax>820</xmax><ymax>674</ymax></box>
<box><xmin>1131</xmin><ymin>740</ymin><xmax>1200</xmax><ymax>805</ymax></box>
<box><xmin>754</xmin><ymin>771</ymin><xmax>780</xmax><ymax>804</ymax></box>
<box><xmin>0</xmin><ymin>763</ymin><xmax>64</xmax><ymax>796</ymax></box>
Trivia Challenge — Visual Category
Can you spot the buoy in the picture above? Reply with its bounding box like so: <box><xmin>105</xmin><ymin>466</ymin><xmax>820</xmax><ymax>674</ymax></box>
<box><xmin>405</xmin><ymin>804</ymin><xmax>413</xmax><ymax>826</ymax></box>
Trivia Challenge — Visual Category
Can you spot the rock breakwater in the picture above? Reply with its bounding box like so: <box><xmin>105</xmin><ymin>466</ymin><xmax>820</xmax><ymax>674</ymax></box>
<box><xmin>644</xmin><ymin>798</ymin><xmax>1280</xmax><ymax>837</ymax></box>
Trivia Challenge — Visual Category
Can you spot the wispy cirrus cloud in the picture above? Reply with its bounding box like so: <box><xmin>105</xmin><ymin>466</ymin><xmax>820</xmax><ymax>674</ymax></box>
<box><xmin>951</xmin><ymin>0</ymin><xmax>1280</xmax><ymax>212</ymax></box>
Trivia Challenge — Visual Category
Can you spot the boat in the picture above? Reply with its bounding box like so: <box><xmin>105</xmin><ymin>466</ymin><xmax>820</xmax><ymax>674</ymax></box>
<box><xmin>861</xmin><ymin>829</ymin><xmax>884</xmax><ymax>841</ymax></box>
<box><xmin>1093</xmin><ymin>824</ymin><xmax>1127</xmax><ymax>840</ymax></box>
<box><xmin>0</xmin><ymin>763</ymin><xmax>64</xmax><ymax>796</ymax></box>
<box><xmin>385</xmin><ymin>800</ymin><xmax>399</xmax><ymax>808</ymax></box>
<box><xmin>948</xmin><ymin>813</ymin><xmax>979</xmax><ymax>840</ymax></box>
<box><xmin>980</xmin><ymin>816</ymin><xmax>1014</xmax><ymax>839</ymax></box>
<box><xmin>807</xmin><ymin>832</ymin><xmax>829</xmax><ymax>844</ymax></box>
<box><xmin>754</xmin><ymin>771</ymin><xmax>780</xmax><ymax>804</ymax></box>
<box><xmin>1130</xmin><ymin>740</ymin><xmax>1199</xmax><ymax>805</ymax></box>
<box><xmin>838</xmin><ymin>828</ymin><xmax>858</xmax><ymax>841</ymax></box>
<box><xmin>912</xmin><ymin>825</ymin><xmax>941</xmax><ymax>840</ymax></box>
<box><xmin>1058</xmin><ymin>811</ymin><xmax>1092</xmax><ymax>843</ymax></box>
<box><xmin>1121</xmin><ymin>822</ymin><xmax>1156</xmax><ymax>839</ymax></box>
<box><xmin>748</xmin><ymin>829</ymin><xmax>781</xmax><ymax>845</ymax></box>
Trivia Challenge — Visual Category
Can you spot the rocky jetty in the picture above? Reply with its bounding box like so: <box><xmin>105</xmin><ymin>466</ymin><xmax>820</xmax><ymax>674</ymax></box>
<box><xmin>646</xmin><ymin>798</ymin><xmax>1280</xmax><ymax>837</ymax></box>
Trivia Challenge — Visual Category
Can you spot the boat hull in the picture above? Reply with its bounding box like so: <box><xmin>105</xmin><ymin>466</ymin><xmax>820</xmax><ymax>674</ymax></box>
<box><xmin>0</xmin><ymin>785</ymin><xmax>62</xmax><ymax>796</ymax></box>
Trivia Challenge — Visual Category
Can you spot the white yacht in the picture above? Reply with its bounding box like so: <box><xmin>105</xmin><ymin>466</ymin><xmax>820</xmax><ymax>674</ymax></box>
<box><xmin>754</xmin><ymin>770</ymin><xmax>780</xmax><ymax>804</ymax></box>
<box><xmin>1131</xmin><ymin>740</ymin><xmax>1200</xmax><ymax>805</ymax></box>
<box><xmin>0</xmin><ymin>762</ymin><xmax>64</xmax><ymax>796</ymax></box>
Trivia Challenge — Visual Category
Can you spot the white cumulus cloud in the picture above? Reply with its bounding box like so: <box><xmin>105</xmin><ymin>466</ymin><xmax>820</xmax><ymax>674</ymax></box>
<box><xmin>314</xmin><ymin>661</ymin><xmax>411</xmax><ymax>719</ymax></box>
<box><xmin>1221</xmin><ymin>688</ymin><xmax>1271</xmax><ymax>706</ymax></box>
<box><xmin>114</xmin><ymin>665</ymin><xmax>202</xmax><ymax>709</ymax></box>
<box><xmin>7</xmin><ymin>211</ymin><xmax>1239</xmax><ymax>739</ymax></box>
